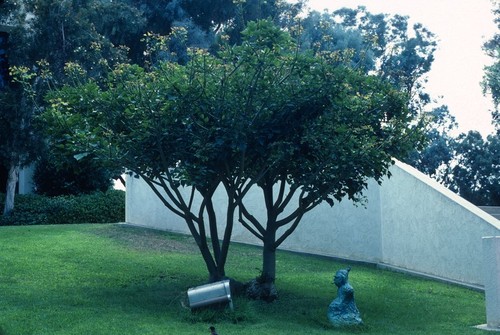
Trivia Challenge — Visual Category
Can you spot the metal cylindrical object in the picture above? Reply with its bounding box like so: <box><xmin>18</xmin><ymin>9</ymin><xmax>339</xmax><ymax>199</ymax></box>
<box><xmin>187</xmin><ymin>279</ymin><xmax>233</xmax><ymax>310</ymax></box>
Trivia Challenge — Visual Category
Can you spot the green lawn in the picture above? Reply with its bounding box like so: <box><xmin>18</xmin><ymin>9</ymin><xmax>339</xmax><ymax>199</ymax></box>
<box><xmin>0</xmin><ymin>224</ymin><xmax>486</xmax><ymax>335</ymax></box>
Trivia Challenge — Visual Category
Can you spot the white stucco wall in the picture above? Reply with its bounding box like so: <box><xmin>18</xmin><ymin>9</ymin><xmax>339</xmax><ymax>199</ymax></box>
<box><xmin>266</xmin><ymin>183</ymin><xmax>382</xmax><ymax>263</ymax></box>
<box><xmin>125</xmin><ymin>160</ymin><xmax>500</xmax><ymax>288</ymax></box>
<box><xmin>380</xmin><ymin>161</ymin><xmax>500</xmax><ymax>286</ymax></box>
<box><xmin>18</xmin><ymin>165</ymin><xmax>35</xmax><ymax>195</ymax></box>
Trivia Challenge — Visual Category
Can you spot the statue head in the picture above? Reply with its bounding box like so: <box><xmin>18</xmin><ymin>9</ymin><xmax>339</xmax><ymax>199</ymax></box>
<box><xmin>333</xmin><ymin>267</ymin><xmax>351</xmax><ymax>287</ymax></box>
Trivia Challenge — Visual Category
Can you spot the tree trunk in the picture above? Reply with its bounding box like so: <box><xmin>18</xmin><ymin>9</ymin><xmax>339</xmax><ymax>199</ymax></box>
<box><xmin>3</xmin><ymin>163</ymin><xmax>19</xmax><ymax>216</ymax></box>
<box><xmin>246</xmin><ymin>227</ymin><xmax>278</xmax><ymax>302</ymax></box>
<box><xmin>262</xmin><ymin>242</ymin><xmax>276</xmax><ymax>282</ymax></box>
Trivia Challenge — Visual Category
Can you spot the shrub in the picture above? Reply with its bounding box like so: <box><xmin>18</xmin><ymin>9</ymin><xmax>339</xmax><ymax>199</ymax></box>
<box><xmin>0</xmin><ymin>190</ymin><xmax>125</xmax><ymax>225</ymax></box>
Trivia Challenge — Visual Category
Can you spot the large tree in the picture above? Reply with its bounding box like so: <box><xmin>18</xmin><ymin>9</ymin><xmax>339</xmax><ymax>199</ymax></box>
<box><xmin>42</xmin><ymin>20</ymin><xmax>422</xmax><ymax>296</ymax></box>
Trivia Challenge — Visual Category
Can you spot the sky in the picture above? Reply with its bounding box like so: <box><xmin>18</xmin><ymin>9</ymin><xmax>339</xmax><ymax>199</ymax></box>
<box><xmin>304</xmin><ymin>0</ymin><xmax>497</xmax><ymax>136</ymax></box>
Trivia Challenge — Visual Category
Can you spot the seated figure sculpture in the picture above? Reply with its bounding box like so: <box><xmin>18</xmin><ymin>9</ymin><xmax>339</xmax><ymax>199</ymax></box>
<box><xmin>327</xmin><ymin>267</ymin><xmax>363</xmax><ymax>327</ymax></box>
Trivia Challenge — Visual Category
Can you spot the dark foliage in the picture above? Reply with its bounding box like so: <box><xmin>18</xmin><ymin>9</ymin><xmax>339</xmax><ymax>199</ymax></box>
<box><xmin>33</xmin><ymin>155</ymin><xmax>114</xmax><ymax>196</ymax></box>
<box><xmin>449</xmin><ymin>131</ymin><xmax>500</xmax><ymax>206</ymax></box>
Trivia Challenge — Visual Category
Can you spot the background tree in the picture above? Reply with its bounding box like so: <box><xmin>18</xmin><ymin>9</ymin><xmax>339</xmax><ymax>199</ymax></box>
<box><xmin>224</xmin><ymin>0</ymin><xmax>305</xmax><ymax>44</ymax></box>
<box><xmin>406</xmin><ymin>1</ymin><xmax>500</xmax><ymax>206</ymax></box>
<box><xmin>299</xmin><ymin>6</ymin><xmax>437</xmax><ymax>115</ymax></box>
<box><xmin>404</xmin><ymin>105</ymin><xmax>457</xmax><ymax>182</ymax></box>
<box><xmin>446</xmin><ymin>131</ymin><xmax>500</xmax><ymax>206</ymax></box>
<box><xmin>307</xmin><ymin>5</ymin><xmax>494</xmax><ymax>207</ymax></box>
<box><xmin>0</xmin><ymin>30</ymin><xmax>8</xmax><ymax>89</ymax></box>
<box><xmin>298</xmin><ymin>10</ymin><xmax>376</xmax><ymax>71</ymax></box>
<box><xmin>0</xmin><ymin>82</ymin><xmax>42</xmax><ymax>215</ymax></box>
<box><xmin>0</xmin><ymin>0</ymin><xmax>141</xmax><ymax>214</ymax></box>
<box><xmin>483</xmin><ymin>0</ymin><xmax>500</xmax><ymax>131</ymax></box>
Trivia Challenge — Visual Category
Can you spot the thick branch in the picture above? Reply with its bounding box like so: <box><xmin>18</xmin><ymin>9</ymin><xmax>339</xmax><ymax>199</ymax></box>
<box><xmin>238</xmin><ymin>204</ymin><xmax>264</xmax><ymax>240</ymax></box>
<box><xmin>219</xmin><ymin>194</ymin><xmax>237</xmax><ymax>269</ymax></box>
<box><xmin>275</xmin><ymin>176</ymin><xmax>287</xmax><ymax>211</ymax></box>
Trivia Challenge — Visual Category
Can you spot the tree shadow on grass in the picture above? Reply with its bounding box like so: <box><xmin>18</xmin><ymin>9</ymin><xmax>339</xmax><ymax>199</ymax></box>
<box><xmin>90</xmin><ymin>224</ymin><xmax>200</xmax><ymax>254</ymax></box>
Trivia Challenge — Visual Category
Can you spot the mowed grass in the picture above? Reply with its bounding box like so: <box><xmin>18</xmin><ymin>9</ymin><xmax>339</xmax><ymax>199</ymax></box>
<box><xmin>0</xmin><ymin>224</ymin><xmax>486</xmax><ymax>335</ymax></box>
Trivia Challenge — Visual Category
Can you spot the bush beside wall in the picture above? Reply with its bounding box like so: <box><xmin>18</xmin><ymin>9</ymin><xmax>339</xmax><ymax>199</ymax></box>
<box><xmin>0</xmin><ymin>190</ymin><xmax>125</xmax><ymax>225</ymax></box>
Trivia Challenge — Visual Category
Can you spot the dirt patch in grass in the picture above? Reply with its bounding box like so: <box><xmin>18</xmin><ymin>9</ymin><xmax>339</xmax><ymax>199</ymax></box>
<box><xmin>92</xmin><ymin>224</ymin><xmax>200</xmax><ymax>254</ymax></box>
